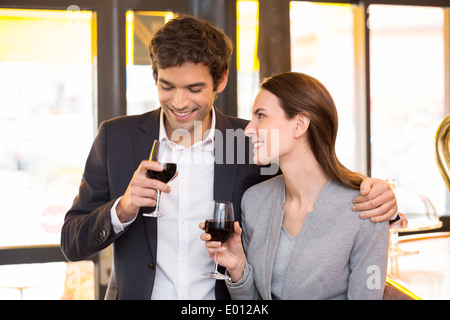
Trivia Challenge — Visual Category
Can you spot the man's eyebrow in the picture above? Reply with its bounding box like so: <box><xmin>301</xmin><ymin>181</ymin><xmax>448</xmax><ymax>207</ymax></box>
<box><xmin>158</xmin><ymin>78</ymin><xmax>206</xmax><ymax>88</ymax></box>
<box><xmin>187</xmin><ymin>82</ymin><xmax>207</xmax><ymax>87</ymax></box>
<box><xmin>158</xmin><ymin>78</ymin><xmax>172</xmax><ymax>85</ymax></box>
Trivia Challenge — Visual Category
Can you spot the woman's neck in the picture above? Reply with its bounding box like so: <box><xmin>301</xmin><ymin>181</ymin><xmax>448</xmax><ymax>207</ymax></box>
<box><xmin>280</xmin><ymin>147</ymin><xmax>329</xmax><ymax>211</ymax></box>
<box><xmin>279</xmin><ymin>147</ymin><xmax>328</xmax><ymax>237</ymax></box>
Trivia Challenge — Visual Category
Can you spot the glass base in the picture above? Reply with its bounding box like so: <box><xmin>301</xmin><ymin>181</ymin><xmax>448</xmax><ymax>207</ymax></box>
<box><xmin>389</xmin><ymin>230</ymin><xmax>419</xmax><ymax>257</ymax></box>
<box><xmin>202</xmin><ymin>271</ymin><xmax>229</xmax><ymax>280</ymax></box>
<box><xmin>389</xmin><ymin>245</ymin><xmax>419</xmax><ymax>257</ymax></box>
<box><xmin>143</xmin><ymin>211</ymin><xmax>164</xmax><ymax>218</ymax></box>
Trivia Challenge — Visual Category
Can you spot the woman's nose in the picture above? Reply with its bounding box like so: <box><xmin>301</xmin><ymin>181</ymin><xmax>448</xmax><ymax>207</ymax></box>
<box><xmin>244</xmin><ymin>121</ymin><xmax>256</xmax><ymax>137</ymax></box>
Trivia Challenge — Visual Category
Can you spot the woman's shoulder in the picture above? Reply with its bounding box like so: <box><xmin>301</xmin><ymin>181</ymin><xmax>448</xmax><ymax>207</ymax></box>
<box><xmin>315</xmin><ymin>180</ymin><xmax>361</xmax><ymax>223</ymax></box>
<box><xmin>243</xmin><ymin>174</ymin><xmax>285</xmax><ymax>200</ymax></box>
<box><xmin>320</xmin><ymin>180</ymin><xmax>388</xmax><ymax>228</ymax></box>
<box><xmin>240</xmin><ymin>175</ymin><xmax>285</xmax><ymax>235</ymax></box>
<box><xmin>241</xmin><ymin>175</ymin><xmax>285</xmax><ymax>220</ymax></box>
<box><xmin>324</xmin><ymin>179</ymin><xmax>360</xmax><ymax>205</ymax></box>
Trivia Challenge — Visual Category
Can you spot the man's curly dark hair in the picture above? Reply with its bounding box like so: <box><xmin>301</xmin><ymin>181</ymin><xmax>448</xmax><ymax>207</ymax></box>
<box><xmin>148</xmin><ymin>15</ymin><xmax>233</xmax><ymax>91</ymax></box>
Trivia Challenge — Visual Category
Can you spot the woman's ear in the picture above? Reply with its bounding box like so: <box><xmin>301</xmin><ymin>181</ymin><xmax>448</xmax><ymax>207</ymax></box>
<box><xmin>293</xmin><ymin>113</ymin><xmax>310</xmax><ymax>138</ymax></box>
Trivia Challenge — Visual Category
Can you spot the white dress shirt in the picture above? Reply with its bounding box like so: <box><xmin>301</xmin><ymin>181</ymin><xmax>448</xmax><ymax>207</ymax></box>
<box><xmin>111</xmin><ymin>109</ymin><xmax>216</xmax><ymax>300</ymax></box>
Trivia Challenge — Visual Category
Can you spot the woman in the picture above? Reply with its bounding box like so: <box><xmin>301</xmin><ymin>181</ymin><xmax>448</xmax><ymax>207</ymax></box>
<box><xmin>200</xmin><ymin>72</ymin><xmax>389</xmax><ymax>299</ymax></box>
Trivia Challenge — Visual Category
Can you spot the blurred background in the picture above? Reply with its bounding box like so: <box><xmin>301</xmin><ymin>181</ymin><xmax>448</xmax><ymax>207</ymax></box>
<box><xmin>0</xmin><ymin>0</ymin><xmax>449</xmax><ymax>299</ymax></box>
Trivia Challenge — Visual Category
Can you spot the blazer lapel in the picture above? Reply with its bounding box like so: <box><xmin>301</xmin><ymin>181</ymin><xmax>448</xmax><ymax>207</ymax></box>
<box><xmin>133</xmin><ymin>108</ymin><xmax>161</xmax><ymax>262</ymax></box>
<box><xmin>213</xmin><ymin>108</ymin><xmax>238</xmax><ymax>202</ymax></box>
<box><xmin>262</xmin><ymin>183</ymin><xmax>285</xmax><ymax>299</ymax></box>
<box><xmin>133</xmin><ymin>108</ymin><xmax>161</xmax><ymax>168</ymax></box>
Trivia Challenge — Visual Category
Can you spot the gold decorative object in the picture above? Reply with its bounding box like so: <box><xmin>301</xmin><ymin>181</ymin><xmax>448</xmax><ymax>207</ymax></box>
<box><xmin>435</xmin><ymin>114</ymin><xmax>450</xmax><ymax>193</ymax></box>
<box><xmin>435</xmin><ymin>114</ymin><xmax>450</xmax><ymax>256</ymax></box>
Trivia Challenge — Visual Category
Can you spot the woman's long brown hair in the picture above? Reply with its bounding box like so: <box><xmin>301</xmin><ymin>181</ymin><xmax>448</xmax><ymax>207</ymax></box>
<box><xmin>261</xmin><ymin>72</ymin><xmax>365</xmax><ymax>190</ymax></box>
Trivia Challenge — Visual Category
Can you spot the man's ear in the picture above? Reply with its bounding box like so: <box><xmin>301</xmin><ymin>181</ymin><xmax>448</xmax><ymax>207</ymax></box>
<box><xmin>215</xmin><ymin>69</ymin><xmax>229</xmax><ymax>94</ymax></box>
<box><xmin>293</xmin><ymin>113</ymin><xmax>310</xmax><ymax>138</ymax></box>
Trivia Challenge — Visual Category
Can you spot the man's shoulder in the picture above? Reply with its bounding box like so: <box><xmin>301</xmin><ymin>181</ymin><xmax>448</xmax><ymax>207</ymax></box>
<box><xmin>215</xmin><ymin>108</ymin><xmax>249</xmax><ymax>131</ymax></box>
<box><xmin>102</xmin><ymin>109</ymin><xmax>159</xmax><ymax>128</ymax></box>
<box><xmin>226</xmin><ymin>115</ymin><xmax>250</xmax><ymax>129</ymax></box>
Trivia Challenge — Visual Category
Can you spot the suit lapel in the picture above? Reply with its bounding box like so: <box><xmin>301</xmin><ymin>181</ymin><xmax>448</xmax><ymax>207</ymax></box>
<box><xmin>213</xmin><ymin>108</ymin><xmax>238</xmax><ymax>202</ymax></box>
<box><xmin>133</xmin><ymin>109</ymin><xmax>161</xmax><ymax>262</ymax></box>
<box><xmin>133</xmin><ymin>109</ymin><xmax>161</xmax><ymax>168</ymax></box>
<box><xmin>263</xmin><ymin>182</ymin><xmax>285</xmax><ymax>299</ymax></box>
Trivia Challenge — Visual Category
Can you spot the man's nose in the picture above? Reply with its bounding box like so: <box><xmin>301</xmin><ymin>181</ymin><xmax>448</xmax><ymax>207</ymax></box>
<box><xmin>172</xmin><ymin>89</ymin><xmax>189</xmax><ymax>109</ymax></box>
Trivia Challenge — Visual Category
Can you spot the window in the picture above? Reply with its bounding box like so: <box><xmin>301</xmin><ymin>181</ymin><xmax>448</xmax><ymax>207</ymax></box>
<box><xmin>0</xmin><ymin>8</ymin><xmax>96</xmax><ymax>300</ymax></box>
<box><xmin>237</xmin><ymin>0</ymin><xmax>260</xmax><ymax>120</ymax></box>
<box><xmin>290</xmin><ymin>2</ymin><xmax>357</xmax><ymax>170</ymax></box>
<box><xmin>0</xmin><ymin>8</ymin><xmax>95</xmax><ymax>247</ymax></box>
<box><xmin>237</xmin><ymin>1</ymin><xmax>358</xmax><ymax>170</ymax></box>
<box><xmin>0</xmin><ymin>261</ymin><xmax>95</xmax><ymax>300</ymax></box>
<box><xmin>126</xmin><ymin>11</ymin><xmax>175</xmax><ymax>116</ymax></box>
<box><xmin>369</xmin><ymin>5</ymin><xmax>446</xmax><ymax>213</ymax></box>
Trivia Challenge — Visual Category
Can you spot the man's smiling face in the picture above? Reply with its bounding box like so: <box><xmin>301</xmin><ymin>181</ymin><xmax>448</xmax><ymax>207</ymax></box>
<box><xmin>157</xmin><ymin>62</ymin><xmax>228</xmax><ymax>145</ymax></box>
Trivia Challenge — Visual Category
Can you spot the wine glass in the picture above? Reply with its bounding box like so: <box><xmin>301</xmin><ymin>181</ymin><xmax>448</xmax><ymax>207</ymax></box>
<box><xmin>202</xmin><ymin>200</ymin><xmax>235</xmax><ymax>279</ymax></box>
<box><xmin>143</xmin><ymin>139</ymin><xmax>177</xmax><ymax>218</ymax></box>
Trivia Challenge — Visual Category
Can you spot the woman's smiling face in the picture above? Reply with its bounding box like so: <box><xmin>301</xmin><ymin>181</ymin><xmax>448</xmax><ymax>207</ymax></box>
<box><xmin>244</xmin><ymin>89</ymin><xmax>297</xmax><ymax>165</ymax></box>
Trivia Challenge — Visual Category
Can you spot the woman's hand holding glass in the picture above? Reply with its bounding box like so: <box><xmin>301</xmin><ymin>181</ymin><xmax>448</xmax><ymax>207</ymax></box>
<box><xmin>200</xmin><ymin>220</ymin><xmax>247</xmax><ymax>282</ymax></box>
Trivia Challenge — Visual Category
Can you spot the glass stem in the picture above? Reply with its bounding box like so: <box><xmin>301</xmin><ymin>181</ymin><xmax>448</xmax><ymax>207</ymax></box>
<box><xmin>214</xmin><ymin>253</ymin><xmax>219</xmax><ymax>273</ymax></box>
<box><xmin>155</xmin><ymin>190</ymin><xmax>161</xmax><ymax>212</ymax></box>
<box><xmin>390</xmin><ymin>231</ymin><xmax>399</xmax><ymax>250</ymax></box>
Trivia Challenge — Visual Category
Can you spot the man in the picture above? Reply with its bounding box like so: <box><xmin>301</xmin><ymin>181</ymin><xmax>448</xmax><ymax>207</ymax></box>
<box><xmin>61</xmin><ymin>15</ymin><xmax>397</xmax><ymax>300</ymax></box>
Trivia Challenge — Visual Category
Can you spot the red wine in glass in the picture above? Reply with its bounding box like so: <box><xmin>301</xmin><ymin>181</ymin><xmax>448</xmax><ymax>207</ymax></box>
<box><xmin>143</xmin><ymin>140</ymin><xmax>177</xmax><ymax>218</ymax></box>
<box><xmin>146</xmin><ymin>163</ymin><xmax>177</xmax><ymax>183</ymax></box>
<box><xmin>202</xmin><ymin>200</ymin><xmax>235</xmax><ymax>279</ymax></box>
<box><xmin>204</xmin><ymin>219</ymin><xmax>234</xmax><ymax>243</ymax></box>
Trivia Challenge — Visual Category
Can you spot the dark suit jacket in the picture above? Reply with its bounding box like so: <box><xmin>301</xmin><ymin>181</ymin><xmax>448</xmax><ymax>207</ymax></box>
<box><xmin>60</xmin><ymin>108</ymin><xmax>273</xmax><ymax>300</ymax></box>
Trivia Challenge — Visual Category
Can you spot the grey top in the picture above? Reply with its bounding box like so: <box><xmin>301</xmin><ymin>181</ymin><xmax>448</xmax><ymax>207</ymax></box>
<box><xmin>271</xmin><ymin>227</ymin><xmax>297</xmax><ymax>300</ymax></box>
<box><xmin>226</xmin><ymin>175</ymin><xmax>389</xmax><ymax>300</ymax></box>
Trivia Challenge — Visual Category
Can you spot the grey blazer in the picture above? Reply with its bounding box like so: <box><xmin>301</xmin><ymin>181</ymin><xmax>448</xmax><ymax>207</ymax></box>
<box><xmin>227</xmin><ymin>175</ymin><xmax>389</xmax><ymax>300</ymax></box>
<box><xmin>60</xmin><ymin>107</ymin><xmax>273</xmax><ymax>300</ymax></box>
